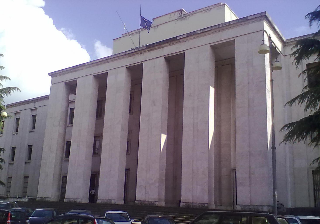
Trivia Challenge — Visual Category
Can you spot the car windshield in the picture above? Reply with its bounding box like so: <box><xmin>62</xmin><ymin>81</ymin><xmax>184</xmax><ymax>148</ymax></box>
<box><xmin>96</xmin><ymin>218</ymin><xmax>114</xmax><ymax>224</ymax></box>
<box><xmin>105</xmin><ymin>214</ymin><xmax>130</xmax><ymax>222</ymax></box>
<box><xmin>286</xmin><ymin>218</ymin><xmax>300</xmax><ymax>224</ymax></box>
<box><xmin>31</xmin><ymin>210</ymin><xmax>53</xmax><ymax>218</ymax></box>
<box><xmin>147</xmin><ymin>218</ymin><xmax>174</xmax><ymax>224</ymax></box>
<box><xmin>11</xmin><ymin>211</ymin><xmax>26</xmax><ymax>220</ymax></box>
<box><xmin>300</xmin><ymin>219</ymin><xmax>320</xmax><ymax>224</ymax></box>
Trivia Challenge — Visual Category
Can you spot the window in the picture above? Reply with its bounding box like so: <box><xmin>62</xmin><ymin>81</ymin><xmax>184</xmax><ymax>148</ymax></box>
<box><xmin>69</xmin><ymin>108</ymin><xmax>74</xmax><ymax>125</ymax></box>
<box><xmin>307</xmin><ymin>63</ymin><xmax>320</xmax><ymax>88</ymax></box>
<box><xmin>252</xmin><ymin>217</ymin><xmax>270</xmax><ymax>224</ymax></box>
<box><xmin>15</xmin><ymin>117</ymin><xmax>20</xmax><ymax>133</ymax></box>
<box><xmin>93</xmin><ymin>136</ymin><xmax>101</xmax><ymax>155</ymax></box>
<box><xmin>6</xmin><ymin>177</ymin><xmax>12</xmax><ymax>196</ymax></box>
<box><xmin>10</xmin><ymin>147</ymin><xmax>16</xmax><ymax>162</ymax></box>
<box><xmin>129</xmin><ymin>92</ymin><xmax>134</xmax><ymax>114</ymax></box>
<box><xmin>31</xmin><ymin>115</ymin><xmax>37</xmax><ymax>130</ymax></box>
<box><xmin>22</xmin><ymin>176</ymin><xmax>29</xmax><ymax>197</ymax></box>
<box><xmin>65</xmin><ymin>141</ymin><xmax>71</xmax><ymax>159</ymax></box>
<box><xmin>0</xmin><ymin>120</ymin><xmax>4</xmax><ymax>135</ymax></box>
<box><xmin>96</xmin><ymin>100</ymin><xmax>104</xmax><ymax>118</ymax></box>
<box><xmin>221</xmin><ymin>216</ymin><xmax>247</xmax><ymax>224</ymax></box>
<box><xmin>27</xmin><ymin>145</ymin><xmax>32</xmax><ymax>161</ymax></box>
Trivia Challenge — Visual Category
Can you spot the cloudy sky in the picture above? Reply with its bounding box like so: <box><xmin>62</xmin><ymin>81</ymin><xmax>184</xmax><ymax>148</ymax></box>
<box><xmin>0</xmin><ymin>0</ymin><xmax>319</xmax><ymax>104</ymax></box>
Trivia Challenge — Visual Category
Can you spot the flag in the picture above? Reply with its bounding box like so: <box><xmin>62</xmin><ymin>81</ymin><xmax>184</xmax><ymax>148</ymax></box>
<box><xmin>140</xmin><ymin>15</ymin><xmax>152</xmax><ymax>32</ymax></box>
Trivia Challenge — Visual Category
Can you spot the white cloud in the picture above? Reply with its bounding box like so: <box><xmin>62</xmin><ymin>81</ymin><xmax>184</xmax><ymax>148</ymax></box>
<box><xmin>94</xmin><ymin>40</ymin><xmax>113</xmax><ymax>59</ymax></box>
<box><xmin>0</xmin><ymin>0</ymin><xmax>91</xmax><ymax>104</ymax></box>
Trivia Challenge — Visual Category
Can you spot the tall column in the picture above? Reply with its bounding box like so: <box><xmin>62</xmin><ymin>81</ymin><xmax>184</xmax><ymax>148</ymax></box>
<box><xmin>98</xmin><ymin>67</ymin><xmax>131</xmax><ymax>204</ymax></box>
<box><xmin>37</xmin><ymin>82</ymin><xmax>70</xmax><ymax>201</ymax></box>
<box><xmin>235</xmin><ymin>33</ymin><xmax>273</xmax><ymax>208</ymax></box>
<box><xmin>136</xmin><ymin>57</ymin><xmax>169</xmax><ymax>206</ymax></box>
<box><xmin>64</xmin><ymin>75</ymin><xmax>99</xmax><ymax>203</ymax></box>
<box><xmin>181</xmin><ymin>45</ymin><xmax>215</xmax><ymax>207</ymax></box>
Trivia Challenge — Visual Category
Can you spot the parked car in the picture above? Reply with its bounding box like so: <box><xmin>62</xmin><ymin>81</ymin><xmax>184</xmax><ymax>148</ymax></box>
<box><xmin>12</xmin><ymin>208</ymin><xmax>33</xmax><ymax>218</ymax></box>
<box><xmin>104</xmin><ymin>211</ymin><xmax>132</xmax><ymax>224</ymax></box>
<box><xmin>191</xmin><ymin>211</ymin><xmax>280</xmax><ymax>224</ymax></box>
<box><xmin>0</xmin><ymin>208</ymin><xmax>29</xmax><ymax>224</ymax></box>
<box><xmin>46</xmin><ymin>214</ymin><xmax>115</xmax><ymax>224</ymax></box>
<box><xmin>28</xmin><ymin>209</ymin><xmax>57</xmax><ymax>224</ymax></box>
<box><xmin>65</xmin><ymin>210</ymin><xmax>92</xmax><ymax>216</ymax></box>
<box><xmin>142</xmin><ymin>215</ymin><xmax>175</xmax><ymax>224</ymax></box>
<box><xmin>283</xmin><ymin>216</ymin><xmax>320</xmax><ymax>224</ymax></box>
<box><xmin>0</xmin><ymin>202</ymin><xmax>19</xmax><ymax>210</ymax></box>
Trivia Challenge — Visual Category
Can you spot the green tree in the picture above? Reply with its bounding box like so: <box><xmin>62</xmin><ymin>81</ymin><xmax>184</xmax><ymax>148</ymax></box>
<box><xmin>0</xmin><ymin>54</ymin><xmax>20</xmax><ymax>185</ymax></box>
<box><xmin>280</xmin><ymin>6</ymin><xmax>320</xmax><ymax>164</ymax></box>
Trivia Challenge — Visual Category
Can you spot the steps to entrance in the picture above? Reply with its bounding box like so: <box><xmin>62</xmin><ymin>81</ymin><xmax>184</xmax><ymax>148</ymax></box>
<box><xmin>18</xmin><ymin>201</ymin><xmax>207</xmax><ymax>224</ymax></box>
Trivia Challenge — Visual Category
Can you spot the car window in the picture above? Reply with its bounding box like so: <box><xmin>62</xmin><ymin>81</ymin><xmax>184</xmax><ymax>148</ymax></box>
<box><xmin>252</xmin><ymin>217</ymin><xmax>270</xmax><ymax>224</ymax></box>
<box><xmin>300</xmin><ymin>220</ymin><xmax>320</xmax><ymax>224</ymax></box>
<box><xmin>105</xmin><ymin>214</ymin><xmax>130</xmax><ymax>222</ymax></box>
<box><xmin>286</xmin><ymin>218</ymin><xmax>299</xmax><ymax>224</ymax></box>
<box><xmin>32</xmin><ymin>210</ymin><xmax>53</xmax><ymax>217</ymax></box>
<box><xmin>96</xmin><ymin>219</ymin><xmax>113</xmax><ymax>224</ymax></box>
<box><xmin>11</xmin><ymin>211</ymin><xmax>26</xmax><ymax>220</ymax></box>
<box><xmin>192</xmin><ymin>213</ymin><xmax>220</xmax><ymax>224</ymax></box>
<box><xmin>0</xmin><ymin>211</ymin><xmax>8</xmax><ymax>221</ymax></box>
<box><xmin>277</xmin><ymin>218</ymin><xmax>288</xmax><ymax>224</ymax></box>
<box><xmin>79</xmin><ymin>218</ymin><xmax>94</xmax><ymax>224</ymax></box>
<box><xmin>221</xmin><ymin>215</ymin><xmax>247</xmax><ymax>224</ymax></box>
<box><xmin>147</xmin><ymin>218</ymin><xmax>174</xmax><ymax>224</ymax></box>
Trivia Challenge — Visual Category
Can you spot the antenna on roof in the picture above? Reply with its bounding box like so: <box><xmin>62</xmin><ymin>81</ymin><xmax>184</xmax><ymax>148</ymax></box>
<box><xmin>116</xmin><ymin>11</ymin><xmax>137</xmax><ymax>49</ymax></box>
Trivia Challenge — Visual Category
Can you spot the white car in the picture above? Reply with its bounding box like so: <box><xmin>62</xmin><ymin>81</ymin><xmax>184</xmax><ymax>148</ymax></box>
<box><xmin>104</xmin><ymin>211</ymin><xmax>132</xmax><ymax>224</ymax></box>
<box><xmin>284</xmin><ymin>216</ymin><xmax>320</xmax><ymax>224</ymax></box>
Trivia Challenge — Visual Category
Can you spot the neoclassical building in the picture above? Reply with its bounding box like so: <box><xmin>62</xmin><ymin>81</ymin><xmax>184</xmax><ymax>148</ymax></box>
<box><xmin>0</xmin><ymin>3</ymin><xmax>318</xmax><ymax>211</ymax></box>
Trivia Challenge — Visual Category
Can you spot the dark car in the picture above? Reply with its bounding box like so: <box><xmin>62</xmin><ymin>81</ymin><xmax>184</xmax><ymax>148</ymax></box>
<box><xmin>46</xmin><ymin>214</ymin><xmax>115</xmax><ymax>224</ymax></box>
<box><xmin>0</xmin><ymin>209</ymin><xmax>29</xmax><ymax>224</ymax></box>
<box><xmin>0</xmin><ymin>202</ymin><xmax>19</xmax><ymax>210</ymax></box>
<box><xmin>191</xmin><ymin>211</ymin><xmax>280</xmax><ymax>224</ymax></box>
<box><xmin>28</xmin><ymin>209</ymin><xmax>57</xmax><ymax>224</ymax></box>
<box><xmin>142</xmin><ymin>215</ymin><xmax>175</xmax><ymax>224</ymax></box>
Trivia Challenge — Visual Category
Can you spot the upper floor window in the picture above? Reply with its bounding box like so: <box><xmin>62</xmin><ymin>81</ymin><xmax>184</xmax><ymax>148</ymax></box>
<box><xmin>10</xmin><ymin>147</ymin><xmax>16</xmax><ymax>162</ymax></box>
<box><xmin>15</xmin><ymin>117</ymin><xmax>20</xmax><ymax>133</ymax></box>
<box><xmin>96</xmin><ymin>100</ymin><xmax>104</xmax><ymax>119</ymax></box>
<box><xmin>65</xmin><ymin>141</ymin><xmax>71</xmax><ymax>159</ymax></box>
<box><xmin>31</xmin><ymin>115</ymin><xmax>37</xmax><ymax>130</ymax></box>
<box><xmin>69</xmin><ymin>108</ymin><xmax>74</xmax><ymax>125</ymax></box>
<box><xmin>93</xmin><ymin>136</ymin><xmax>101</xmax><ymax>155</ymax></box>
<box><xmin>27</xmin><ymin>145</ymin><xmax>33</xmax><ymax>161</ymax></box>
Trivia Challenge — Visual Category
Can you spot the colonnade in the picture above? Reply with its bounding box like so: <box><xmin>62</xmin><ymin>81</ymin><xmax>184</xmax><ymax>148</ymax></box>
<box><xmin>37</xmin><ymin>36</ymin><xmax>273</xmax><ymax>208</ymax></box>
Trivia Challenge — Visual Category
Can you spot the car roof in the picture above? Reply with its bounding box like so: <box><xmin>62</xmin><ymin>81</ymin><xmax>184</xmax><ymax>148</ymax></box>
<box><xmin>34</xmin><ymin>208</ymin><xmax>55</xmax><ymax>211</ymax></box>
<box><xmin>200</xmin><ymin>211</ymin><xmax>272</xmax><ymax>216</ymax></box>
<box><xmin>145</xmin><ymin>215</ymin><xmax>173</xmax><ymax>218</ymax></box>
<box><xmin>105</xmin><ymin>211</ymin><xmax>128</xmax><ymax>214</ymax></box>
<box><xmin>298</xmin><ymin>216</ymin><xmax>320</xmax><ymax>219</ymax></box>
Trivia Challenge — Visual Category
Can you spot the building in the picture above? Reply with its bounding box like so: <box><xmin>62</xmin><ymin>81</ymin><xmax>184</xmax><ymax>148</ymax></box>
<box><xmin>0</xmin><ymin>3</ymin><xmax>318</xmax><ymax>211</ymax></box>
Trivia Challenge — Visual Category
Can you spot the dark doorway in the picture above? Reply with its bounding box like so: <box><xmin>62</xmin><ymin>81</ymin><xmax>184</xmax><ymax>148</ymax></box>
<box><xmin>60</xmin><ymin>176</ymin><xmax>67</xmax><ymax>201</ymax></box>
<box><xmin>124</xmin><ymin>169</ymin><xmax>130</xmax><ymax>204</ymax></box>
<box><xmin>89</xmin><ymin>173</ymin><xmax>99</xmax><ymax>203</ymax></box>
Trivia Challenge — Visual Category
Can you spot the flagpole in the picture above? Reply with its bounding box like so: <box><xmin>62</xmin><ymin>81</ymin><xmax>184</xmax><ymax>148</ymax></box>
<box><xmin>139</xmin><ymin>5</ymin><xmax>141</xmax><ymax>48</ymax></box>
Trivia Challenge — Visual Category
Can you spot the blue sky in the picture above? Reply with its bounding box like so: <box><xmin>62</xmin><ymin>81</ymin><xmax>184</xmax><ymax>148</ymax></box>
<box><xmin>0</xmin><ymin>0</ymin><xmax>319</xmax><ymax>103</ymax></box>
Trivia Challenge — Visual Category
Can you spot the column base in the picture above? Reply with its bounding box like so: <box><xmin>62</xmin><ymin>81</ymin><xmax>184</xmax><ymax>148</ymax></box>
<box><xmin>180</xmin><ymin>202</ymin><xmax>208</xmax><ymax>208</ymax></box>
<box><xmin>135</xmin><ymin>200</ymin><xmax>165</xmax><ymax>206</ymax></box>
<box><xmin>64</xmin><ymin>198</ymin><xmax>88</xmax><ymax>203</ymax></box>
<box><xmin>97</xmin><ymin>199</ymin><xmax>124</xmax><ymax>204</ymax></box>
<box><xmin>235</xmin><ymin>204</ymin><xmax>272</xmax><ymax>212</ymax></box>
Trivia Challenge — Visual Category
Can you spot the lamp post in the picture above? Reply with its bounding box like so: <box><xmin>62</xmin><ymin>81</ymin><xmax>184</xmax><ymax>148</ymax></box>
<box><xmin>258</xmin><ymin>31</ymin><xmax>282</xmax><ymax>215</ymax></box>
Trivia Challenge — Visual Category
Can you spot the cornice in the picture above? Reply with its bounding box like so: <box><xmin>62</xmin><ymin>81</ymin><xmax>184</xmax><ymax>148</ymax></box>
<box><xmin>49</xmin><ymin>11</ymin><xmax>284</xmax><ymax>78</ymax></box>
<box><xmin>7</xmin><ymin>95</ymin><xmax>49</xmax><ymax>108</ymax></box>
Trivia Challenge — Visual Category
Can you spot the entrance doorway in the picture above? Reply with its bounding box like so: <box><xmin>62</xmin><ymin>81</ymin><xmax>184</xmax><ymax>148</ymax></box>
<box><xmin>89</xmin><ymin>173</ymin><xmax>99</xmax><ymax>203</ymax></box>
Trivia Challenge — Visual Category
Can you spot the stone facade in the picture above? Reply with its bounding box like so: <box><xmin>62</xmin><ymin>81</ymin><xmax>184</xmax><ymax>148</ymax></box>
<box><xmin>0</xmin><ymin>3</ymin><xmax>318</xmax><ymax>210</ymax></box>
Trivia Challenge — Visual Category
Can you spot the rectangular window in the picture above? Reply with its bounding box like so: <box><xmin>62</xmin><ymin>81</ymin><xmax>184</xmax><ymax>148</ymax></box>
<box><xmin>22</xmin><ymin>176</ymin><xmax>29</xmax><ymax>197</ymax></box>
<box><xmin>6</xmin><ymin>177</ymin><xmax>12</xmax><ymax>196</ymax></box>
<box><xmin>10</xmin><ymin>147</ymin><xmax>16</xmax><ymax>162</ymax></box>
<box><xmin>27</xmin><ymin>145</ymin><xmax>32</xmax><ymax>161</ymax></box>
<box><xmin>96</xmin><ymin>100</ymin><xmax>103</xmax><ymax>118</ymax></box>
<box><xmin>69</xmin><ymin>108</ymin><xmax>74</xmax><ymax>125</ymax></box>
<box><xmin>65</xmin><ymin>141</ymin><xmax>71</xmax><ymax>159</ymax></box>
<box><xmin>0</xmin><ymin>120</ymin><xmax>4</xmax><ymax>135</ymax></box>
<box><xmin>129</xmin><ymin>92</ymin><xmax>134</xmax><ymax>114</ymax></box>
<box><xmin>93</xmin><ymin>136</ymin><xmax>101</xmax><ymax>155</ymax></box>
<box><xmin>307</xmin><ymin>63</ymin><xmax>320</xmax><ymax>88</ymax></box>
<box><xmin>31</xmin><ymin>115</ymin><xmax>37</xmax><ymax>130</ymax></box>
<box><xmin>15</xmin><ymin>117</ymin><xmax>20</xmax><ymax>133</ymax></box>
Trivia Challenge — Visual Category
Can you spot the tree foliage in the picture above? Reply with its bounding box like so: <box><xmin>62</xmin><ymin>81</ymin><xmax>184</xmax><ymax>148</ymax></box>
<box><xmin>0</xmin><ymin>54</ymin><xmax>20</xmax><ymax>186</ymax></box>
<box><xmin>280</xmin><ymin>5</ymin><xmax>320</xmax><ymax>163</ymax></box>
